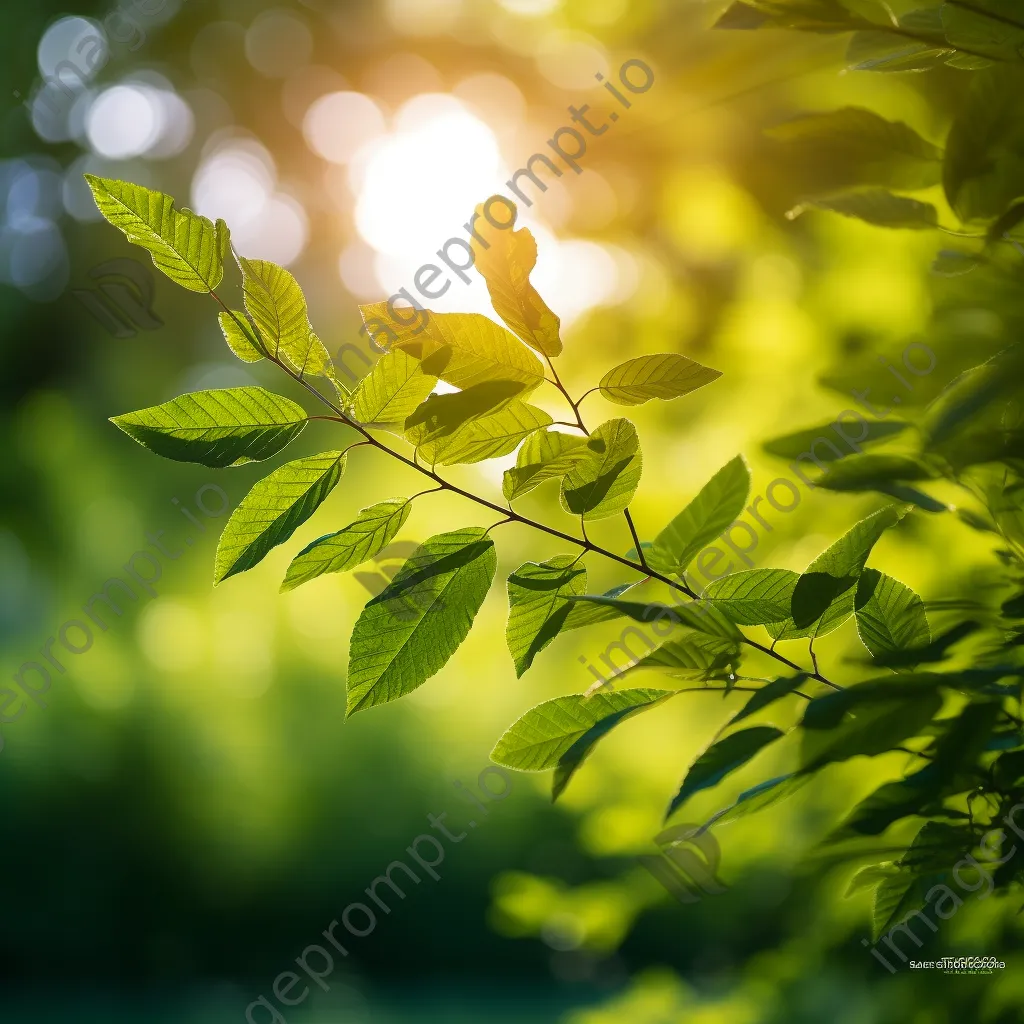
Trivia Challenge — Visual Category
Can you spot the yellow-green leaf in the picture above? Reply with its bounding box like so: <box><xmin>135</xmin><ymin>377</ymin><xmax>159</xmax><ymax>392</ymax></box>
<box><xmin>418</xmin><ymin>399</ymin><xmax>553</xmax><ymax>466</ymax></box>
<box><xmin>239</xmin><ymin>257</ymin><xmax>335</xmax><ymax>380</ymax></box>
<box><xmin>503</xmin><ymin>429</ymin><xmax>591</xmax><ymax>501</ymax></box>
<box><xmin>470</xmin><ymin>200</ymin><xmax>562</xmax><ymax>356</ymax></box>
<box><xmin>350</xmin><ymin>349</ymin><xmax>437</xmax><ymax>431</ymax></box>
<box><xmin>358</xmin><ymin>304</ymin><xmax>545</xmax><ymax>392</ymax></box>
<box><xmin>218</xmin><ymin>310</ymin><xmax>266</xmax><ymax>362</ymax></box>
<box><xmin>599</xmin><ymin>353</ymin><xmax>722</xmax><ymax>407</ymax></box>
<box><xmin>560</xmin><ymin>418</ymin><xmax>643</xmax><ymax>521</ymax></box>
<box><xmin>215</xmin><ymin>451</ymin><xmax>347</xmax><ymax>583</ymax></box>
<box><xmin>110</xmin><ymin>386</ymin><xmax>306</xmax><ymax>468</ymax></box>
<box><xmin>85</xmin><ymin>174</ymin><xmax>225</xmax><ymax>293</ymax></box>
<box><xmin>281</xmin><ymin>498</ymin><xmax>412</xmax><ymax>592</ymax></box>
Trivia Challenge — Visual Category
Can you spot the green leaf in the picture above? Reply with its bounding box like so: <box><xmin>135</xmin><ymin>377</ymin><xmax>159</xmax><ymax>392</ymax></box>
<box><xmin>215</xmin><ymin>451</ymin><xmax>346</xmax><ymax>584</ymax></box>
<box><xmin>729</xmin><ymin>674</ymin><xmax>810</xmax><ymax>727</ymax></box>
<box><xmin>704</xmin><ymin>568</ymin><xmax>800</xmax><ymax>625</ymax></box>
<box><xmin>84</xmin><ymin>175</ymin><xmax>226</xmax><ymax>293</ymax></box>
<box><xmin>703</xmin><ymin>773</ymin><xmax>811</xmax><ymax>829</ymax></box>
<box><xmin>491</xmin><ymin>688</ymin><xmax>673</xmax><ymax>798</ymax></box>
<box><xmin>404</xmin><ymin>380</ymin><xmax>526</xmax><ymax>448</ymax></box>
<box><xmin>503</xmin><ymin>429</ymin><xmax>592</xmax><ymax>501</ymax></box>
<box><xmin>281</xmin><ymin>498</ymin><xmax>412</xmax><ymax>592</ymax></box>
<box><xmin>770</xmin><ymin>505</ymin><xmax>907</xmax><ymax>639</ymax></box>
<box><xmin>941</xmin><ymin>0</ymin><xmax>1024</xmax><ymax>64</ymax></box>
<box><xmin>350</xmin><ymin>349</ymin><xmax>438</xmax><ymax>431</ymax></box>
<box><xmin>416</xmin><ymin>399</ymin><xmax>553</xmax><ymax>466</ymax></box>
<box><xmin>944</xmin><ymin>65</ymin><xmax>1024</xmax><ymax>222</ymax></box>
<box><xmin>803</xmin><ymin>190</ymin><xmax>939</xmax><ymax>229</ymax></box>
<box><xmin>218</xmin><ymin>310</ymin><xmax>266</xmax><ymax>362</ymax></box>
<box><xmin>799</xmin><ymin>678</ymin><xmax>944</xmax><ymax>771</ymax></box>
<box><xmin>110</xmin><ymin>387</ymin><xmax>307</xmax><ymax>468</ymax></box>
<box><xmin>598</xmin><ymin>353</ymin><xmax>722</xmax><ymax>407</ymax></box>
<box><xmin>846</xmin><ymin>30</ymin><xmax>951</xmax><ymax>72</ymax></box>
<box><xmin>814</xmin><ymin>455</ymin><xmax>946</xmax><ymax>511</ymax></box>
<box><xmin>469</xmin><ymin>205</ymin><xmax>562</xmax><ymax>356</ymax></box>
<box><xmin>855</xmin><ymin>570</ymin><xmax>931</xmax><ymax>660</ymax></box>
<box><xmin>506</xmin><ymin>556</ymin><xmax>588</xmax><ymax>677</ymax></box>
<box><xmin>566</xmin><ymin>595</ymin><xmax>742</xmax><ymax>639</ymax></box>
<box><xmin>239</xmin><ymin>258</ymin><xmax>335</xmax><ymax>381</ymax></box>
<box><xmin>668</xmin><ymin>726</ymin><xmax>785</xmax><ymax>818</ymax></box>
<box><xmin>346</xmin><ymin>528</ymin><xmax>496</xmax><ymax>714</ymax></box>
<box><xmin>763</xmin><ymin>419</ymin><xmax>908</xmax><ymax>461</ymax></box>
<box><xmin>560</xmin><ymin>581</ymin><xmax>644</xmax><ymax>632</ymax></box>
<box><xmin>767</xmin><ymin>108</ymin><xmax>943</xmax><ymax>191</ymax></box>
<box><xmin>560</xmin><ymin>418</ymin><xmax>643</xmax><ymax>522</ymax></box>
<box><xmin>648</xmin><ymin>456</ymin><xmax>751</xmax><ymax>575</ymax></box>
<box><xmin>718</xmin><ymin>0</ymin><xmax>876</xmax><ymax>31</ymax></box>
<box><xmin>358</xmin><ymin>304</ymin><xmax>545</xmax><ymax>392</ymax></box>
<box><xmin>626</xmin><ymin>632</ymin><xmax>742</xmax><ymax>681</ymax></box>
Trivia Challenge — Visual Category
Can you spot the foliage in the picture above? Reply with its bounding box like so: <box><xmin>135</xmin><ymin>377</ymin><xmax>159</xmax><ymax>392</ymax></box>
<box><xmin>91</xmin><ymin>44</ymin><xmax>1024</xmax><ymax>950</ymax></box>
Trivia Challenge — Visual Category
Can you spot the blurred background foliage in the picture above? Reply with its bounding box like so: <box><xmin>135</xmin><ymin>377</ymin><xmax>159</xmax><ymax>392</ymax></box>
<box><xmin>2</xmin><ymin>0</ymin><xmax>1023</xmax><ymax>1021</ymax></box>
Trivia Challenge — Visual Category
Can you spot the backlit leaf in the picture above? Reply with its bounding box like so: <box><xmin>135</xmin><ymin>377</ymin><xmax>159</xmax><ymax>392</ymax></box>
<box><xmin>566</xmin><ymin>595</ymin><xmax>742</xmax><ymax>639</ymax></box>
<box><xmin>763</xmin><ymin>419</ymin><xmax>907</xmax><ymax>461</ymax></box>
<box><xmin>855</xmin><ymin>569</ymin><xmax>931</xmax><ymax>660</ymax></box>
<box><xmin>704</xmin><ymin>568</ymin><xmax>800</xmax><ymax>625</ymax></box>
<box><xmin>218</xmin><ymin>310</ymin><xmax>266</xmax><ymax>362</ymax></box>
<box><xmin>350</xmin><ymin>349</ymin><xmax>437</xmax><ymax>431</ymax></box>
<box><xmin>281</xmin><ymin>498</ymin><xmax>412</xmax><ymax>592</ymax></box>
<box><xmin>598</xmin><ymin>353</ymin><xmax>722</xmax><ymax>407</ymax></box>
<box><xmin>404</xmin><ymin>380</ymin><xmax>526</xmax><ymax>448</ymax></box>
<box><xmin>668</xmin><ymin>726</ymin><xmax>785</xmax><ymax>818</ymax></box>
<box><xmin>84</xmin><ymin>175</ymin><xmax>226</xmax><ymax>293</ymax></box>
<box><xmin>215</xmin><ymin>451</ymin><xmax>347</xmax><ymax>583</ymax></box>
<box><xmin>111</xmin><ymin>387</ymin><xmax>307</xmax><ymax>468</ymax></box>
<box><xmin>358</xmin><ymin>304</ymin><xmax>545</xmax><ymax>391</ymax></box>
<box><xmin>506</xmin><ymin>556</ymin><xmax>587</xmax><ymax>677</ymax></box>
<box><xmin>560</xmin><ymin>418</ymin><xmax>643</xmax><ymax>521</ymax></box>
<box><xmin>470</xmin><ymin>204</ymin><xmax>562</xmax><ymax>356</ymax></box>
<box><xmin>625</xmin><ymin>632</ymin><xmax>742</xmax><ymax>681</ymax></box>
<box><xmin>491</xmin><ymin>689</ymin><xmax>673</xmax><ymax>798</ymax></box>
<box><xmin>503</xmin><ymin>429</ymin><xmax>591</xmax><ymax>500</ymax></box>
<box><xmin>347</xmin><ymin>528</ymin><xmax>496</xmax><ymax>714</ymax></box>
<box><xmin>649</xmin><ymin>456</ymin><xmax>751</xmax><ymax>574</ymax></box>
<box><xmin>416</xmin><ymin>399</ymin><xmax>552</xmax><ymax>466</ymax></box>
<box><xmin>239</xmin><ymin>257</ymin><xmax>335</xmax><ymax>380</ymax></box>
<box><xmin>804</xmin><ymin>190</ymin><xmax>939</xmax><ymax>229</ymax></box>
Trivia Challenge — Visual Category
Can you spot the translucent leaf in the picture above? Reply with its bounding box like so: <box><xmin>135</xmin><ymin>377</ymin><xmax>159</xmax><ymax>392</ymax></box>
<box><xmin>703</xmin><ymin>773</ymin><xmax>810</xmax><ymax>830</ymax></box>
<box><xmin>239</xmin><ymin>258</ymin><xmax>335</xmax><ymax>381</ymax></box>
<box><xmin>815</xmin><ymin>454</ymin><xmax>945</xmax><ymax>510</ymax></box>
<box><xmin>347</xmin><ymin>528</ymin><xmax>496</xmax><ymax>714</ymax></box>
<box><xmin>941</xmin><ymin>0</ymin><xmax>1024</xmax><ymax>64</ymax></box>
<box><xmin>846</xmin><ymin>31</ymin><xmax>952</xmax><ymax>71</ymax></box>
<box><xmin>598</xmin><ymin>353</ymin><xmax>722</xmax><ymax>407</ymax></box>
<box><xmin>943</xmin><ymin>65</ymin><xmax>1024</xmax><ymax>222</ymax></box>
<box><xmin>470</xmin><ymin>203</ymin><xmax>562</xmax><ymax>356</ymax></box>
<box><xmin>215</xmin><ymin>451</ymin><xmax>347</xmax><ymax>583</ymax></box>
<box><xmin>110</xmin><ymin>386</ymin><xmax>307</xmax><ymax>468</ymax></box>
<box><xmin>85</xmin><ymin>175</ymin><xmax>226</xmax><ymax>292</ymax></box>
<box><xmin>704</xmin><ymin>568</ymin><xmax>801</xmax><ymax>625</ymax></box>
<box><xmin>763</xmin><ymin>419</ymin><xmax>907</xmax><ymax>461</ymax></box>
<box><xmin>567</xmin><ymin>595</ymin><xmax>741</xmax><ymax>639</ymax></box>
<box><xmin>350</xmin><ymin>349</ymin><xmax>437</xmax><ymax>431</ymax></box>
<box><xmin>421</xmin><ymin>400</ymin><xmax>554</xmax><ymax>466</ymax></box>
<box><xmin>560</xmin><ymin>418</ymin><xmax>643</xmax><ymax>522</ymax></box>
<box><xmin>506</xmin><ymin>556</ymin><xmax>587</xmax><ymax>677</ymax></box>
<box><xmin>803</xmin><ymin>191</ymin><xmax>939</xmax><ymax>229</ymax></box>
<box><xmin>768</xmin><ymin>505</ymin><xmax>908</xmax><ymax>639</ymax></box>
<box><xmin>767</xmin><ymin>108</ymin><xmax>943</xmax><ymax>191</ymax></box>
<box><xmin>358</xmin><ymin>304</ymin><xmax>545</xmax><ymax>392</ymax></box>
<box><xmin>218</xmin><ymin>310</ymin><xmax>265</xmax><ymax>362</ymax></box>
<box><xmin>625</xmin><ymin>632</ymin><xmax>742</xmax><ymax>681</ymax></box>
<box><xmin>503</xmin><ymin>429</ymin><xmax>592</xmax><ymax>501</ymax></box>
<box><xmin>799</xmin><ymin>678</ymin><xmax>944</xmax><ymax>771</ymax></box>
<box><xmin>729</xmin><ymin>674</ymin><xmax>810</xmax><ymax>727</ymax></box>
<box><xmin>649</xmin><ymin>456</ymin><xmax>751</xmax><ymax>574</ymax></box>
<box><xmin>855</xmin><ymin>569</ymin><xmax>931</xmax><ymax>660</ymax></box>
<box><xmin>668</xmin><ymin>726</ymin><xmax>785</xmax><ymax>819</ymax></box>
<box><xmin>281</xmin><ymin>498</ymin><xmax>412</xmax><ymax>592</ymax></box>
<box><xmin>490</xmin><ymin>689</ymin><xmax>673</xmax><ymax>798</ymax></box>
